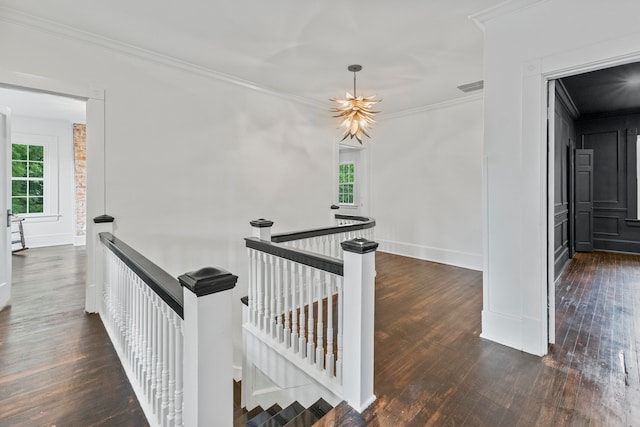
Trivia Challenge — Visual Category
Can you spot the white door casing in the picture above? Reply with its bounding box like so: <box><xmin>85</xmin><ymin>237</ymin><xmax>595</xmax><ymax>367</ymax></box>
<box><xmin>0</xmin><ymin>106</ymin><xmax>12</xmax><ymax>311</ymax></box>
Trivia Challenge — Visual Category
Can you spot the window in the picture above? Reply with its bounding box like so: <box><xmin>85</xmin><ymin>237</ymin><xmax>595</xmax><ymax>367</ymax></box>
<box><xmin>12</xmin><ymin>143</ymin><xmax>45</xmax><ymax>214</ymax></box>
<box><xmin>338</xmin><ymin>162</ymin><xmax>355</xmax><ymax>204</ymax></box>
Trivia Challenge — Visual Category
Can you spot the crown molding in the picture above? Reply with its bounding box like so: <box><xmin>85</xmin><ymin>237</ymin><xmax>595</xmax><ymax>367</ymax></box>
<box><xmin>0</xmin><ymin>7</ymin><xmax>325</xmax><ymax>110</ymax></box>
<box><xmin>0</xmin><ymin>6</ymin><xmax>486</xmax><ymax>121</ymax></box>
<box><xmin>469</xmin><ymin>0</ymin><xmax>549</xmax><ymax>31</ymax></box>
<box><xmin>381</xmin><ymin>92</ymin><xmax>483</xmax><ymax>120</ymax></box>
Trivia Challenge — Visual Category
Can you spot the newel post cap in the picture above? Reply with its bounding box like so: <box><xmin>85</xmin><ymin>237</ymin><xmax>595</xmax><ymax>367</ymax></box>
<box><xmin>178</xmin><ymin>267</ymin><xmax>238</xmax><ymax>297</ymax></box>
<box><xmin>341</xmin><ymin>238</ymin><xmax>379</xmax><ymax>254</ymax></box>
<box><xmin>250</xmin><ymin>218</ymin><xmax>274</xmax><ymax>228</ymax></box>
<box><xmin>93</xmin><ymin>214</ymin><xmax>115</xmax><ymax>223</ymax></box>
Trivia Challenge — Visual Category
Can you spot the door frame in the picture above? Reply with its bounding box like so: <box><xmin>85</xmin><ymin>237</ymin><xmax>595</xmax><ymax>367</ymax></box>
<box><xmin>541</xmin><ymin>50</ymin><xmax>640</xmax><ymax>352</ymax></box>
<box><xmin>0</xmin><ymin>106</ymin><xmax>11</xmax><ymax>311</ymax></box>
<box><xmin>0</xmin><ymin>69</ymin><xmax>105</xmax><ymax>312</ymax></box>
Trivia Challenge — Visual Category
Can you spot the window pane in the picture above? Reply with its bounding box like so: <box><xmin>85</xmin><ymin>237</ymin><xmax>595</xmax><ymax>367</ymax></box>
<box><xmin>29</xmin><ymin>162</ymin><xmax>44</xmax><ymax>178</ymax></box>
<box><xmin>12</xmin><ymin>180</ymin><xmax>27</xmax><ymax>196</ymax></box>
<box><xmin>12</xmin><ymin>161</ymin><xmax>27</xmax><ymax>177</ymax></box>
<box><xmin>28</xmin><ymin>180</ymin><xmax>44</xmax><ymax>196</ymax></box>
<box><xmin>349</xmin><ymin>163</ymin><xmax>354</xmax><ymax>174</ymax></box>
<box><xmin>12</xmin><ymin>197</ymin><xmax>27</xmax><ymax>214</ymax></box>
<box><xmin>12</xmin><ymin>144</ymin><xmax>27</xmax><ymax>160</ymax></box>
<box><xmin>29</xmin><ymin>145</ymin><xmax>44</xmax><ymax>161</ymax></box>
<box><xmin>29</xmin><ymin>197</ymin><xmax>44</xmax><ymax>213</ymax></box>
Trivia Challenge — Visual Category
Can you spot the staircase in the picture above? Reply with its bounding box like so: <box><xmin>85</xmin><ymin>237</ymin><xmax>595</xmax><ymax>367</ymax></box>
<box><xmin>234</xmin><ymin>381</ymin><xmax>334</xmax><ymax>427</ymax></box>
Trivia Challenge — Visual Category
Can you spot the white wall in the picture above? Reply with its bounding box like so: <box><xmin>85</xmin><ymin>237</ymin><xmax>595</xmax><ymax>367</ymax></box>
<box><xmin>11</xmin><ymin>116</ymin><xmax>75</xmax><ymax>248</ymax></box>
<box><xmin>0</xmin><ymin>19</ymin><xmax>334</xmax><ymax>371</ymax></box>
<box><xmin>370</xmin><ymin>97</ymin><xmax>484</xmax><ymax>270</ymax></box>
<box><xmin>479</xmin><ymin>0</ymin><xmax>640</xmax><ymax>355</ymax></box>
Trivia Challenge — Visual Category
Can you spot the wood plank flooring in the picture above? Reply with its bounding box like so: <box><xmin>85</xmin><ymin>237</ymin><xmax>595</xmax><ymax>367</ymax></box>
<box><xmin>4</xmin><ymin>247</ymin><xmax>640</xmax><ymax>426</ymax></box>
<box><xmin>316</xmin><ymin>251</ymin><xmax>640</xmax><ymax>426</ymax></box>
<box><xmin>0</xmin><ymin>245</ymin><xmax>148</xmax><ymax>427</ymax></box>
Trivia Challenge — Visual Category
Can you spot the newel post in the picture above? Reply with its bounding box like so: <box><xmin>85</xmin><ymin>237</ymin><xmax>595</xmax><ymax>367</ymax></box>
<box><xmin>250</xmin><ymin>218</ymin><xmax>273</xmax><ymax>241</ymax></box>
<box><xmin>86</xmin><ymin>214</ymin><xmax>114</xmax><ymax>313</ymax></box>
<box><xmin>179</xmin><ymin>267</ymin><xmax>238</xmax><ymax>427</ymax></box>
<box><xmin>341</xmin><ymin>237</ymin><xmax>378</xmax><ymax>413</ymax></box>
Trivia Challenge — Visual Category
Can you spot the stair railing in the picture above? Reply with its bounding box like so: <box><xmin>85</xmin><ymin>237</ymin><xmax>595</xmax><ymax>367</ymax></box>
<box><xmin>244</xmin><ymin>216</ymin><xmax>377</xmax><ymax>413</ymax></box>
<box><xmin>271</xmin><ymin>214</ymin><xmax>375</xmax><ymax>258</ymax></box>
<box><xmin>91</xmin><ymin>216</ymin><xmax>238</xmax><ymax>427</ymax></box>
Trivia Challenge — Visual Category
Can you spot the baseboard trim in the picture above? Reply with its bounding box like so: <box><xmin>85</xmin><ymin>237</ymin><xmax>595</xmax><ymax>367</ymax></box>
<box><xmin>377</xmin><ymin>239</ymin><xmax>482</xmax><ymax>271</ymax></box>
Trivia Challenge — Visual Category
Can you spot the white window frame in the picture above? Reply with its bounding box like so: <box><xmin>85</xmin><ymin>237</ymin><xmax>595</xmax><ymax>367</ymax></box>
<box><xmin>338</xmin><ymin>161</ymin><xmax>356</xmax><ymax>206</ymax></box>
<box><xmin>11</xmin><ymin>133</ymin><xmax>59</xmax><ymax>218</ymax></box>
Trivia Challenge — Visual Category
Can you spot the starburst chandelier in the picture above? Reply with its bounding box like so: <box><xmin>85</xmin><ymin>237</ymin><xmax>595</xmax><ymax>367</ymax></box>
<box><xmin>330</xmin><ymin>64</ymin><xmax>381</xmax><ymax>144</ymax></box>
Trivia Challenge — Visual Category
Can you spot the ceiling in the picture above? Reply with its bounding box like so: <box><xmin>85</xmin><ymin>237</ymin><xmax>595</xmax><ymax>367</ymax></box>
<box><xmin>0</xmin><ymin>0</ymin><xmax>508</xmax><ymax>115</ymax></box>
<box><xmin>560</xmin><ymin>61</ymin><xmax>640</xmax><ymax>116</ymax></box>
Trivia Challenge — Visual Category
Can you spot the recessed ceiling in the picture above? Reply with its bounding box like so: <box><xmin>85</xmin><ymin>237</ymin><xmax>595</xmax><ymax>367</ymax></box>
<box><xmin>0</xmin><ymin>87</ymin><xmax>86</xmax><ymax>123</ymax></box>
<box><xmin>0</xmin><ymin>0</ymin><xmax>506</xmax><ymax>114</ymax></box>
<box><xmin>560</xmin><ymin>62</ymin><xmax>640</xmax><ymax>116</ymax></box>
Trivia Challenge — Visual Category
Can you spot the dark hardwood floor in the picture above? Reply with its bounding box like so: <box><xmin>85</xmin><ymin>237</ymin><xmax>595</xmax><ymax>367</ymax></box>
<box><xmin>0</xmin><ymin>245</ymin><xmax>148</xmax><ymax>427</ymax></box>
<box><xmin>4</xmin><ymin>247</ymin><xmax>640</xmax><ymax>426</ymax></box>
<box><xmin>316</xmin><ymin>251</ymin><xmax>640</xmax><ymax>426</ymax></box>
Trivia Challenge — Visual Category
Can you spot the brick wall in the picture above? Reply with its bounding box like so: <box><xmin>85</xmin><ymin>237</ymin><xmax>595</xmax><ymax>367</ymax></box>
<box><xmin>73</xmin><ymin>124</ymin><xmax>86</xmax><ymax>237</ymax></box>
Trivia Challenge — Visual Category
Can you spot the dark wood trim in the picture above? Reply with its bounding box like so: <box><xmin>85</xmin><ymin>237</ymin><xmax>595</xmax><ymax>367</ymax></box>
<box><xmin>178</xmin><ymin>267</ymin><xmax>237</xmax><ymax>297</ymax></box>
<box><xmin>245</xmin><ymin>237</ymin><xmax>344</xmax><ymax>276</ymax></box>
<box><xmin>271</xmin><ymin>216</ymin><xmax>375</xmax><ymax>243</ymax></box>
<box><xmin>93</xmin><ymin>214</ymin><xmax>115</xmax><ymax>223</ymax></box>
<box><xmin>99</xmin><ymin>232</ymin><xmax>184</xmax><ymax>318</ymax></box>
<box><xmin>341</xmin><ymin>238</ymin><xmax>379</xmax><ymax>254</ymax></box>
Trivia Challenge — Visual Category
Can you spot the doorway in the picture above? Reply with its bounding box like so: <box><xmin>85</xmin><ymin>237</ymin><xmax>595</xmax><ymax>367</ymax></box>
<box><xmin>0</xmin><ymin>72</ymin><xmax>105</xmax><ymax>314</ymax></box>
<box><xmin>549</xmin><ymin>60</ymin><xmax>640</xmax><ymax>343</ymax></box>
<box><xmin>2</xmin><ymin>87</ymin><xmax>87</xmax><ymax>250</ymax></box>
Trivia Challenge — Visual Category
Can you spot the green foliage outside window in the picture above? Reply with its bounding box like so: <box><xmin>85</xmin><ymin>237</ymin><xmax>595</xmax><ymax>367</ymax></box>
<box><xmin>11</xmin><ymin>143</ymin><xmax>45</xmax><ymax>214</ymax></box>
<box><xmin>338</xmin><ymin>162</ymin><xmax>355</xmax><ymax>204</ymax></box>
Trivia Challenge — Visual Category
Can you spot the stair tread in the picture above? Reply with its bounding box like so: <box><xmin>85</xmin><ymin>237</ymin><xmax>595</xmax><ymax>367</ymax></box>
<box><xmin>247</xmin><ymin>404</ymin><xmax>283</xmax><ymax>427</ymax></box>
<box><xmin>283</xmin><ymin>409</ymin><xmax>320</xmax><ymax>427</ymax></box>
<box><xmin>307</xmin><ymin>398</ymin><xmax>333</xmax><ymax>419</ymax></box>
<box><xmin>258</xmin><ymin>401</ymin><xmax>306</xmax><ymax>427</ymax></box>
<box><xmin>240</xmin><ymin>406</ymin><xmax>264</xmax><ymax>424</ymax></box>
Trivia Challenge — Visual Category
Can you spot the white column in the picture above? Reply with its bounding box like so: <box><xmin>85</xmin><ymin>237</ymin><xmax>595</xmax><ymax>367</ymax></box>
<box><xmin>341</xmin><ymin>237</ymin><xmax>378</xmax><ymax>413</ymax></box>
<box><xmin>179</xmin><ymin>266</ymin><xmax>238</xmax><ymax>427</ymax></box>
<box><xmin>86</xmin><ymin>215</ymin><xmax>114</xmax><ymax>313</ymax></box>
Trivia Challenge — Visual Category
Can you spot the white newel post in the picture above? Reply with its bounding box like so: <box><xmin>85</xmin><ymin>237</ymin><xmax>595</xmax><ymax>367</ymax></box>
<box><xmin>86</xmin><ymin>214</ymin><xmax>115</xmax><ymax>313</ymax></box>
<box><xmin>251</xmin><ymin>218</ymin><xmax>273</xmax><ymax>241</ymax></box>
<box><xmin>179</xmin><ymin>267</ymin><xmax>238</xmax><ymax>427</ymax></box>
<box><xmin>341</xmin><ymin>237</ymin><xmax>378</xmax><ymax>413</ymax></box>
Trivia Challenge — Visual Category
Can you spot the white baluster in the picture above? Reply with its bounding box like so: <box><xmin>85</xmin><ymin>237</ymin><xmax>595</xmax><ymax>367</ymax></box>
<box><xmin>298</xmin><ymin>263</ymin><xmax>306</xmax><ymax>358</ymax></box>
<box><xmin>174</xmin><ymin>317</ymin><xmax>184</xmax><ymax>427</ymax></box>
<box><xmin>326</xmin><ymin>273</ymin><xmax>335</xmax><ymax>378</ymax></box>
<box><xmin>306</xmin><ymin>266</ymin><xmax>315</xmax><ymax>364</ymax></box>
<box><xmin>167</xmin><ymin>311</ymin><xmax>177</xmax><ymax>427</ymax></box>
<box><xmin>256</xmin><ymin>253</ymin><xmax>265</xmax><ymax>331</ymax></box>
<box><xmin>336</xmin><ymin>279</ymin><xmax>343</xmax><ymax>383</ymax></box>
<box><xmin>249</xmin><ymin>249</ymin><xmax>256</xmax><ymax>326</ymax></box>
<box><xmin>149</xmin><ymin>294</ymin><xmax>158</xmax><ymax>408</ymax></box>
<box><xmin>283</xmin><ymin>260</ymin><xmax>290</xmax><ymax>348</ymax></box>
<box><xmin>275</xmin><ymin>257</ymin><xmax>283</xmax><ymax>343</ymax></box>
<box><xmin>269</xmin><ymin>254</ymin><xmax>276</xmax><ymax>338</ymax></box>
<box><xmin>161</xmin><ymin>306</ymin><xmax>170</xmax><ymax>425</ymax></box>
<box><xmin>290</xmin><ymin>262</ymin><xmax>298</xmax><ymax>354</ymax></box>
<box><xmin>315</xmin><ymin>269</ymin><xmax>324</xmax><ymax>371</ymax></box>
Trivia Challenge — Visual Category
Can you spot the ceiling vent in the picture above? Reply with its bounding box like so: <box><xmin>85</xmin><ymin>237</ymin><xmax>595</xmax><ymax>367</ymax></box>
<box><xmin>457</xmin><ymin>80</ymin><xmax>484</xmax><ymax>93</ymax></box>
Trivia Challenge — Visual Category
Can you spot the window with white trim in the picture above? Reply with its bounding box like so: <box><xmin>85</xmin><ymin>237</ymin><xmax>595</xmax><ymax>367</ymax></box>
<box><xmin>338</xmin><ymin>162</ymin><xmax>356</xmax><ymax>205</ymax></box>
<box><xmin>10</xmin><ymin>133</ymin><xmax>59</xmax><ymax>217</ymax></box>
<box><xmin>12</xmin><ymin>143</ymin><xmax>45</xmax><ymax>214</ymax></box>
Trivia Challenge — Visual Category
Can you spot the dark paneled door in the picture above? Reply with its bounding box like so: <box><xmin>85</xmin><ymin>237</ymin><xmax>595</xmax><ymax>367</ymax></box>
<box><xmin>575</xmin><ymin>149</ymin><xmax>594</xmax><ymax>252</ymax></box>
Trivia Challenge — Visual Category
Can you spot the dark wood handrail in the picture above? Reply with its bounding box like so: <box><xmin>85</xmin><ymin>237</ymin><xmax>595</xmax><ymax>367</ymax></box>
<box><xmin>245</xmin><ymin>237</ymin><xmax>344</xmax><ymax>276</ymax></box>
<box><xmin>270</xmin><ymin>215</ymin><xmax>375</xmax><ymax>244</ymax></box>
<box><xmin>99</xmin><ymin>232</ymin><xmax>184</xmax><ymax>318</ymax></box>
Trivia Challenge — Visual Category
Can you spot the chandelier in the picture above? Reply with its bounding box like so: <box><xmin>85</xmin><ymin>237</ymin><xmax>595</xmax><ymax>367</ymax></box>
<box><xmin>330</xmin><ymin>64</ymin><xmax>380</xmax><ymax>144</ymax></box>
